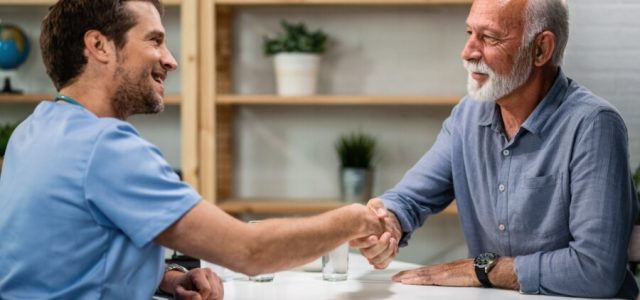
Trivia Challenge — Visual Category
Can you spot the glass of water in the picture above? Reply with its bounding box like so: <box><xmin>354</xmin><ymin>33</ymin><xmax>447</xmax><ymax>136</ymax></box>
<box><xmin>248</xmin><ymin>220</ymin><xmax>275</xmax><ymax>282</ymax></box>
<box><xmin>322</xmin><ymin>243</ymin><xmax>349</xmax><ymax>281</ymax></box>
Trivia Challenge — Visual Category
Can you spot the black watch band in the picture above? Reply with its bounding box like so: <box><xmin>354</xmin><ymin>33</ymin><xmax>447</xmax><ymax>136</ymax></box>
<box><xmin>473</xmin><ymin>252</ymin><xmax>499</xmax><ymax>288</ymax></box>
<box><xmin>474</xmin><ymin>265</ymin><xmax>492</xmax><ymax>288</ymax></box>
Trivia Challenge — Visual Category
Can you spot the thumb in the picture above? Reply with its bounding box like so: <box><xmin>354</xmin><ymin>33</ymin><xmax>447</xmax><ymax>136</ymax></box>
<box><xmin>367</xmin><ymin>198</ymin><xmax>387</xmax><ymax>218</ymax></box>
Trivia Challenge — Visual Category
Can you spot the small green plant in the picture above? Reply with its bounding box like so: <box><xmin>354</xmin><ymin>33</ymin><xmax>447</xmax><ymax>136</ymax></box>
<box><xmin>335</xmin><ymin>132</ymin><xmax>377</xmax><ymax>169</ymax></box>
<box><xmin>263</xmin><ymin>20</ymin><xmax>328</xmax><ymax>55</ymax></box>
<box><xmin>0</xmin><ymin>123</ymin><xmax>18</xmax><ymax>158</ymax></box>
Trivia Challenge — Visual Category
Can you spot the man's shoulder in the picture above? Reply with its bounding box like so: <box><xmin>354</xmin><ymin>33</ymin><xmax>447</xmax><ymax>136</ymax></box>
<box><xmin>563</xmin><ymin>79</ymin><xmax>620</xmax><ymax>118</ymax></box>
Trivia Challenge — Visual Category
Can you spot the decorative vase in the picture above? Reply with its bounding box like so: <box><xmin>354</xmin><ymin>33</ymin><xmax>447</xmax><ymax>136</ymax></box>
<box><xmin>340</xmin><ymin>167</ymin><xmax>373</xmax><ymax>203</ymax></box>
<box><xmin>274</xmin><ymin>53</ymin><xmax>320</xmax><ymax>96</ymax></box>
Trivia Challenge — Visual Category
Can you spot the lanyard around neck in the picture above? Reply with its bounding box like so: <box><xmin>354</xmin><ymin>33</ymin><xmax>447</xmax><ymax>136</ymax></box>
<box><xmin>55</xmin><ymin>95</ymin><xmax>84</xmax><ymax>108</ymax></box>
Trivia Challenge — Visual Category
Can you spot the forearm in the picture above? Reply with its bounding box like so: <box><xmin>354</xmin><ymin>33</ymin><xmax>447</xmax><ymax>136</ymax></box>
<box><xmin>156</xmin><ymin>201</ymin><xmax>381</xmax><ymax>276</ymax></box>
<box><xmin>489</xmin><ymin>257</ymin><xmax>519</xmax><ymax>290</ymax></box>
<box><xmin>246</xmin><ymin>204</ymin><xmax>376</xmax><ymax>274</ymax></box>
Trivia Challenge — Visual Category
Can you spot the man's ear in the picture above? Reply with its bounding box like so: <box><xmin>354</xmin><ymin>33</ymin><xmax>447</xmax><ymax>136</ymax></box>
<box><xmin>533</xmin><ymin>31</ymin><xmax>556</xmax><ymax>67</ymax></box>
<box><xmin>83</xmin><ymin>30</ymin><xmax>114</xmax><ymax>64</ymax></box>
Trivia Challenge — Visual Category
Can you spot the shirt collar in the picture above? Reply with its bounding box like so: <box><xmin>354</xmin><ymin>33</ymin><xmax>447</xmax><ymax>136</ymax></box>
<box><xmin>477</xmin><ymin>68</ymin><xmax>569</xmax><ymax>136</ymax></box>
<box><xmin>521</xmin><ymin>69</ymin><xmax>568</xmax><ymax>135</ymax></box>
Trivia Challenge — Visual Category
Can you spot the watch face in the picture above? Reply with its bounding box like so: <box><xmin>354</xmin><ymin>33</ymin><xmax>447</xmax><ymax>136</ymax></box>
<box><xmin>474</xmin><ymin>252</ymin><xmax>499</xmax><ymax>268</ymax></box>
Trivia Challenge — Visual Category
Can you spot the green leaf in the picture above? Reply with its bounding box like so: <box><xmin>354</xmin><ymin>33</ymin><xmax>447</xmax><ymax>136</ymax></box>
<box><xmin>0</xmin><ymin>122</ymin><xmax>19</xmax><ymax>158</ymax></box>
<box><xmin>263</xmin><ymin>19</ymin><xmax>329</xmax><ymax>55</ymax></box>
<box><xmin>335</xmin><ymin>132</ymin><xmax>377</xmax><ymax>169</ymax></box>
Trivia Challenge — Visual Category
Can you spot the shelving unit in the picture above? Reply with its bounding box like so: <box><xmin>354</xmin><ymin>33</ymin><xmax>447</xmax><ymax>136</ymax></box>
<box><xmin>0</xmin><ymin>0</ymin><xmax>182</xmax><ymax>6</ymax></box>
<box><xmin>0</xmin><ymin>0</ymin><xmax>200</xmax><ymax>189</ymax></box>
<box><xmin>197</xmin><ymin>0</ymin><xmax>470</xmax><ymax>215</ymax></box>
<box><xmin>0</xmin><ymin>94</ymin><xmax>182</xmax><ymax>105</ymax></box>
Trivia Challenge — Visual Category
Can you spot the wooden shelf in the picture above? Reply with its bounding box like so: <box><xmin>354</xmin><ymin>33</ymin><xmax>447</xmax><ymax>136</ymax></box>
<box><xmin>215</xmin><ymin>0</ymin><xmax>471</xmax><ymax>6</ymax></box>
<box><xmin>219</xmin><ymin>199</ymin><xmax>345</xmax><ymax>214</ymax></box>
<box><xmin>0</xmin><ymin>94</ymin><xmax>52</xmax><ymax>104</ymax></box>
<box><xmin>216</xmin><ymin>94</ymin><xmax>460</xmax><ymax>106</ymax></box>
<box><xmin>0</xmin><ymin>0</ymin><xmax>181</xmax><ymax>6</ymax></box>
<box><xmin>218</xmin><ymin>198</ymin><xmax>458</xmax><ymax>215</ymax></box>
<box><xmin>0</xmin><ymin>94</ymin><xmax>181</xmax><ymax>105</ymax></box>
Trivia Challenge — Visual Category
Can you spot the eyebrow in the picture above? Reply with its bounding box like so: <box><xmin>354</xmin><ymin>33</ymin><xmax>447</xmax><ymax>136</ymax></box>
<box><xmin>144</xmin><ymin>30</ymin><xmax>165</xmax><ymax>40</ymax></box>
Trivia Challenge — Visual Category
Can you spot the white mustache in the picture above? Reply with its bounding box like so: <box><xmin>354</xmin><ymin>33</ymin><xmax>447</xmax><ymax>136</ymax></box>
<box><xmin>463</xmin><ymin>60</ymin><xmax>492</xmax><ymax>75</ymax></box>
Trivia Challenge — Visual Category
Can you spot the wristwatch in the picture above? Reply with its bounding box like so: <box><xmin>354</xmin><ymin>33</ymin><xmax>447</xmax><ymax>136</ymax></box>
<box><xmin>473</xmin><ymin>252</ymin><xmax>500</xmax><ymax>288</ymax></box>
<box><xmin>165</xmin><ymin>263</ymin><xmax>189</xmax><ymax>274</ymax></box>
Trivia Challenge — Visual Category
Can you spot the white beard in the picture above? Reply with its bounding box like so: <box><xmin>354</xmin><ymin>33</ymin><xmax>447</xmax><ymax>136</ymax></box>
<box><xmin>463</xmin><ymin>46</ymin><xmax>533</xmax><ymax>103</ymax></box>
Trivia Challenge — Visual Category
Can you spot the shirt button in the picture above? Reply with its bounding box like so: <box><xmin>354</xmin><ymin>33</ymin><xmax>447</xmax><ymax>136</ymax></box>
<box><xmin>499</xmin><ymin>224</ymin><xmax>506</xmax><ymax>231</ymax></box>
<box><xmin>498</xmin><ymin>184</ymin><xmax>506</xmax><ymax>192</ymax></box>
<box><xmin>502</xmin><ymin>149</ymin><xmax>510</xmax><ymax>156</ymax></box>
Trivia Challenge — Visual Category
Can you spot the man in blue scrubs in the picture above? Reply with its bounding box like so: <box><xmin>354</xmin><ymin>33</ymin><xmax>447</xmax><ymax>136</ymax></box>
<box><xmin>352</xmin><ymin>0</ymin><xmax>639</xmax><ymax>299</ymax></box>
<box><xmin>0</xmin><ymin>1</ymin><xmax>386</xmax><ymax>299</ymax></box>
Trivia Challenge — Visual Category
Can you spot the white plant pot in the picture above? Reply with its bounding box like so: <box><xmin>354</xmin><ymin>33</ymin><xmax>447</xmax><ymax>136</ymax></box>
<box><xmin>274</xmin><ymin>53</ymin><xmax>321</xmax><ymax>96</ymax></box>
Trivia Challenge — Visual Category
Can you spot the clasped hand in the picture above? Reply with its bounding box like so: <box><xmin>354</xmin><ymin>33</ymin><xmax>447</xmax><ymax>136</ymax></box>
<box><xmin>350</xmin><ymin>198</ymin><xmax>480</xmax><ymax>287</ymax></box>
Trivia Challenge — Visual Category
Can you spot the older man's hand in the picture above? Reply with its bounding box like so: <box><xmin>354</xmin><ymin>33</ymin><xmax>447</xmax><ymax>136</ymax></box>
<box><xmin>162</xmin><ymin>267</ymin><xmax>224</xmax><ymax>300</ymax></box>
<box><xmin>350</xmin><ymin>198</ymin><xmax>403</xmax><ymax>269</ymax></box>
<box><xmin>392</xmin><ymin>259</ymin><xmax>480</xmax><ymax>287</ymax></box>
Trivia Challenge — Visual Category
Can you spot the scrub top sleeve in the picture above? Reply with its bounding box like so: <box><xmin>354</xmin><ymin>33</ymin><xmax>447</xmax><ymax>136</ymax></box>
<box><xmin>85</xmin><ymin>122</ymin><xmax>201</xmax><ymax>248</ymax></box>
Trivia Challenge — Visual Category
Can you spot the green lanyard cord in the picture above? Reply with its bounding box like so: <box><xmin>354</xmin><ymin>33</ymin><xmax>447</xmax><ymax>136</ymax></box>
<box><xmin>55</xmin><ymin>95</ymin><xmax>84</xmax><ymax>108</ymax></box>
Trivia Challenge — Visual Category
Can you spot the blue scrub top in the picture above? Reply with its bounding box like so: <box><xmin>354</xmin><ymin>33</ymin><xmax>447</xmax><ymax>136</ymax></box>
<box><xmin>0</xmin><ymin>101</ymin><xmax>201</xmax><ymax>299</ymax></box>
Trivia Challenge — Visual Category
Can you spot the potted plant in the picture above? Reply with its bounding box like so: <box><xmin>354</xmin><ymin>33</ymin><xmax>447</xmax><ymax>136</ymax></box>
<box><xmin>264</xmin><ymin>20</ymin><xmax>328</xmax><ymax>96</ymax></box>
<box><xmin>335</xmin><ymin>132</ymin><xmax>377</xmax><ymax>203</ymax></box>
<box><xmin>0</xmin><ymin>122</ymin><xmax>18</xmax><ymax>176</ymax></box>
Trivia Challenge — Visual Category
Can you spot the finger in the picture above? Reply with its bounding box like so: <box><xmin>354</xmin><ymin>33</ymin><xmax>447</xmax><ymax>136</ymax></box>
<box><xmin>209</xmin><ymin>273</ymin><xmax>224</xmax><ymax>300</ymax></box>
<box><xmin>361</xmin><ymin>232</ymin><xmax>391</xmax><ymax>260</ymax></box>
<box><xmin>190</xmin><ymin>269</ymin><xmax>213</xmax><ymax>299</ymax></box>
<box><xmin>175</xmin><ymin>285</ymin><xmax>203</xmax><ymax>300</ymax></box>
<box><xmin>371</xmin><ymin>237</ymin><xmax>397</xmax><ymax>269</ymax></box>
<box><xmin>349</xmin><ymin>235</ymin><xmax>378</xmax><ymax>249</ymax></box>
<box><xmin>367</xmin><ymin>198</ymin><xmax>388</xmax><ymax>218</ymax></box>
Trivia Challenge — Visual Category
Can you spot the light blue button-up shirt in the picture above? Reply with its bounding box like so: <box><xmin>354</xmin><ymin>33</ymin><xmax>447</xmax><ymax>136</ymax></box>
<box><xmin>381</xmin><ymin>70</ymin><xmax>638</xmax><ymax>299</ymax></box>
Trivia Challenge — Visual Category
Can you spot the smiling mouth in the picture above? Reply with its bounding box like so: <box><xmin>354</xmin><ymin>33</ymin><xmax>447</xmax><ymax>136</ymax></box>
<box><xmin>152</xmin><ymin>71</ymin><xmax>166</xmax><ymax>85</ymax></box>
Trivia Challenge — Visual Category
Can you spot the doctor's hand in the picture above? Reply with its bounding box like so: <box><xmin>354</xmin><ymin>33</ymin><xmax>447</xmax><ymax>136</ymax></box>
<box><xmin>350</xmin><ymin>198</ymin><xmax>402</xmax><ymax>269</ymax></box>
<box><xmin>162</xmin><ymin>267</ymin><xmax>224</xmax><ymax>300</ymax></box>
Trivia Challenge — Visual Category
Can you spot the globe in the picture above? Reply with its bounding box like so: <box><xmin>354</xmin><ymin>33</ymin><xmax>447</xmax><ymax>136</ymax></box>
<box><xmin>0</xmin><ymin>23</ymin><xmax>30</xmax><ymax>70</ymax></box>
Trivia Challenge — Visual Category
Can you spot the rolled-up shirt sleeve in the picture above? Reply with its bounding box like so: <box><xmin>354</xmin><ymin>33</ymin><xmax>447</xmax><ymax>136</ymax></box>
<box><xmin>515</xmin><ymin>110</ymin><xmax>638</xmax><ymax>298</ymax></box>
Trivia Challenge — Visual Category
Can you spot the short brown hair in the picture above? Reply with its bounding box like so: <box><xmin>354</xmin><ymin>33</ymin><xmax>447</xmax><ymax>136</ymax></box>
<box><xmin>40</xmin><ymin>0</ymin><xmax>163</xmax><ymax>90</ymax></box>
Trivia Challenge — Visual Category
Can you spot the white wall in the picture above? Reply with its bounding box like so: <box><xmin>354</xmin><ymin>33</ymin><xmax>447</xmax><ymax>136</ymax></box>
<box><xmin>1</xmin><ymin>1</ymin><xmax>639</xmax><ymax>265</ymax></box>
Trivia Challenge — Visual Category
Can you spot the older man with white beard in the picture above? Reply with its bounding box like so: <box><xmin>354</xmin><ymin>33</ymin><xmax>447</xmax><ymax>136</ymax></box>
<box><xmin>350</xmin><ymin>0</ymin><xmax>639</xmax><ymax>299</ymax></box>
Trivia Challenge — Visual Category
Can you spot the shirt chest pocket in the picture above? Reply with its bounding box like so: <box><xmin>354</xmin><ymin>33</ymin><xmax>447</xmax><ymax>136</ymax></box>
<box><xmin>521</xmin><ymin>174</ymin><xmax>557</xmax><ymax>189</ymax></box>
<box><xmin>510</xmin><ymin>173</ymin><xmax>569</xmax><ymax>243</ymax></box>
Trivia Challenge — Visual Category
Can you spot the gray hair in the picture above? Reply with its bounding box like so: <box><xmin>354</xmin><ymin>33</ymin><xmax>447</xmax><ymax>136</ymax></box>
<box><xmin>523</xmin><ymin>0</ymin><xmax>569</xmax><ymax>66</ymax></box>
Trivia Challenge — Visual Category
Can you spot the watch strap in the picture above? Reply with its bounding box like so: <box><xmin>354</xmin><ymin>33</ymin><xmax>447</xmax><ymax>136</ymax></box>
<box><xmin>474</xmin><ymin>265</ymin><xmax>492</xmax><ymax>288</ymax></box>
<box><xmin>165</xmin><ymin>263</ymin><xmax>188</xmax><ymax>274</ymax></box>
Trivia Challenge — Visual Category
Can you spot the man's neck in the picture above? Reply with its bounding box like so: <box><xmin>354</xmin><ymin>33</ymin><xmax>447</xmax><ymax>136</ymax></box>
<box><xmin>58</xmin><ymin>83</ymin><xmax>117</xmax><ymax>119</ymax></box>
<box><xmin>497</xmin><ymin>66</ymin><xmax>558</xmax><ymax>140</ymax></box>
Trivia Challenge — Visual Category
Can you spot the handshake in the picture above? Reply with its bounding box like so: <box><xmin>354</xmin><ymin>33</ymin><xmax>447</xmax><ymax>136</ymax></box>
<box><xmin>348</xmin><ymin>198</ymin><xmax>403</xmax><ymax>270</ymax></box>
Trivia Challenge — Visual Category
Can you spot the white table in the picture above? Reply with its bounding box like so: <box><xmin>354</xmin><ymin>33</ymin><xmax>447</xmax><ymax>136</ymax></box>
<box><xmin>220</xmin><ymin>254</ymin><xmax>601</xmax><ymax>300</ymax></box>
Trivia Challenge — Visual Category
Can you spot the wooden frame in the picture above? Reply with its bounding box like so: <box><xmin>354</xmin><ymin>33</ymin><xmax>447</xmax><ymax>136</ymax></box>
<box><xmin>198</xmin><ymin>0</ymin><xmax>468</xmax><ymax>215</ymax></box>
